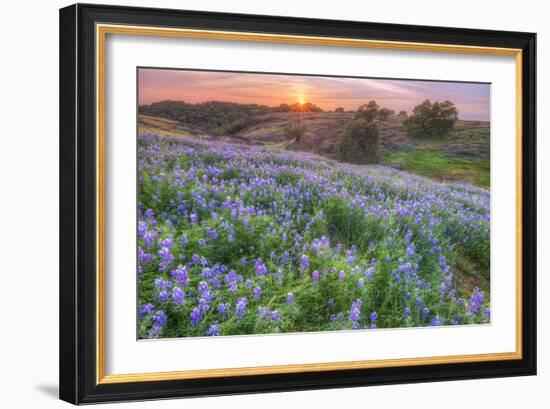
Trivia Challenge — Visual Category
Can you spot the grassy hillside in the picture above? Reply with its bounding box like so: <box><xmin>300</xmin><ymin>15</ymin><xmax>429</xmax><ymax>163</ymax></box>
<box><xmin>139</xmin><ymin>111</ymin><xmax>489</xmax><ymax>187</ymax></box>
<box><xmin>137</xmin><ymin>133</ymin><xmax>490</xmax><ymax>338</ymax></box>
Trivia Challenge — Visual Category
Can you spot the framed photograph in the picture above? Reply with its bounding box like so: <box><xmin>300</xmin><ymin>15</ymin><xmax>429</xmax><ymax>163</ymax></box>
<box><xmin>59</xmin><ymin>3</ymin><xmax>536</xmax><ymax>404</ymax></box>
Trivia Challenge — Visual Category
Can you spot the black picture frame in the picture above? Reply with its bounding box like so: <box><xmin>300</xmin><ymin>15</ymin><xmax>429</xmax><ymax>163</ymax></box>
<box><xmin>60</xmin><ymin>3</ymin><xmax>536</xmax><ymax>404</ymax></box>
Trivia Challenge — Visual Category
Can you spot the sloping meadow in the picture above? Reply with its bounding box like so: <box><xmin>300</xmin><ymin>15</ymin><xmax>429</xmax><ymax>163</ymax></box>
<box><xmin>137</xmin><ymin>133</ymin><xmax>490</xmax><ymax>339</ymax></box>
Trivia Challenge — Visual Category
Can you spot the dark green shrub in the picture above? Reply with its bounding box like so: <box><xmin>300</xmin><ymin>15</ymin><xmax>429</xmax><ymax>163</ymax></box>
<box><xmin>284</xmin><ymin>123</ymin><xmax>307</xmax><ymax>142</ymax></box>
<box><xmin>377</xmin><ymin>108</ymin><xmax>394</xmax><ymax>121</ymax></box>
<box><xmin>335</xmin><ymin>118</ymin><xmax>380</xmax><ymax>164</ymax></box>
<box><xmin>355</xmin><ymin>100</ymin><xmax>380</xmax><ymax>122</ymax></box>
<box><xmin>404</xmin><ymin>99</ymin><xmax>458</xmax><ymax>138</ymax></box>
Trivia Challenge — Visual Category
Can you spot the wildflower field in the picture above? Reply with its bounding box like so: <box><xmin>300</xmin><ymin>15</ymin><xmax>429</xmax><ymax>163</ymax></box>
<box><xmin>137</xmin><ymin>133</ymin><xmax>490</xmax><ymax>339</ymax></box>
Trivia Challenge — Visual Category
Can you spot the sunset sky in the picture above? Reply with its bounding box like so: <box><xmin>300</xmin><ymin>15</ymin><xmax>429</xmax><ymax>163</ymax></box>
<box><xmin>138</xmin><ymin>68</ymin><xmax>490</xmax><ymax>121</ymax></box>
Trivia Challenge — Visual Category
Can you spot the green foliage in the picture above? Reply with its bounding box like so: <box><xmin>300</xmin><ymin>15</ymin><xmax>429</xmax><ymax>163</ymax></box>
<box><xmin>355</xmin><ymin>101</ymin><xmax>394</xmax><ymax>122</ymax></box>
<box><xmin>218</xmin><ymin>118</ymin><xmax>248</xmax><ymax>134</ymax></box>
<box><xmin>377</xmin><ymin>108</ymin><xmax>394</xmax><ymax>121</ymax></box>
<box><xmin>335</xmin><ymin>118</ymin><xmax>380</xmax><ymax>164</ymax></box>
<box><xmin>139</xmin><ymin>100</ymin><xmax>324</xmax><ymax>135</ymax></box>
<box><xmin>139</xmin><ymin>100</ymin><xmax>274</xmax><ymax>134</ymax></box>
<box><xmin>277</xmin><ymin>103</ymin><xmax>292</xmax><ymax>112</ymax></box>
<box><xmin>355</xmin><ymin>100</ymin><xmax>380</xmax><ymax>122</ymax></box>
<box><xmin>335</xmin><ymin>107</ymin><xmax>345</xmax><ymax>113</ymax></box>
<box><xmin>397</xmin><ymin>110</ymin><xmax>408</xmax><ymax>118</ymax></box>
<box><xmin>404</xmin><ymin>99</ymin><xmax>458</xmax><ymax>139</ymax></box>
<box><xmin>382</xmin><ymin>150</ymin><xmax>490</xmax><ymax>188</ymax></box>
<box><xmin>284</xmin><ymin>123</ymin><xmax>307</xmax><ymax>142</ymax></box>
<box><xmin>323</xmin><ymin>197</ymin><xmax>386</xmax><ymax>251</ymax></box>
<box><xmin>137</xmin><ymin>134</ymin><xmax>491</xmax><ymax>338</ymax></box>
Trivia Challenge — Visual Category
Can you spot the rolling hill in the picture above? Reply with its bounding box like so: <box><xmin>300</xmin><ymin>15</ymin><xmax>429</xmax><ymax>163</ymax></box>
<box><xmin>138</xmin><ymin>111</ymin><xmax>490</xmax><ymax>187</ymax></box>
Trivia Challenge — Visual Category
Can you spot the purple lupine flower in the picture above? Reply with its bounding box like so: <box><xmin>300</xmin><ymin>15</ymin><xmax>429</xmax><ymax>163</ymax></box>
<box><xmin>224</xmin><ymin>270</ymin><xmax>242</xmax><ymax>293</ymax></box>
<box><xmin>157</xmin><ymin>289</ymin><xmax>170</xmax><ymax>303</ymax></box>
<box><xmin>280</xmin><ymin>251</ymin><xmax>290</xmax><ymax>265</ymax></box>
<box><xmin>154</xmin><ymin>278</ymin><xmax>172</xmax><ymax>290</ymax></box>
<box><xmin>370</xmin><ymin>311</ymin><xmax>378</xmax><ymax>324</ymax></box>
<box><xmin>300</xmin><ymin>254</ymin><xmax>310</xmax><ymax>270</ymax></box>
<box><xmin>338</xmin><ymin>270</ymin><xmax>346</xmax><ymax>282</ymax></box>
<box><xmin>404</xmin><ymin>307</ymin><xmax>411</xmax><ymax>318</ymax></box>
<box><xmin>172</xmin><ymin>287</ymin><xmax>185</xmax><ymax>305</ymax></box>
<box><xmin>206</xmin><ymin>227</ymin><xmax>219</xmax><ymax>240</ymax></box>
<box><xmin>258</xmin><ymin>306</ymin><xmax>269</xmax><ymax>320</ymax></box>
<box><xmin>139</xmin><ymin>303</ymin><xmax>155</xmax><ymax>316</ymax></box>
<box><xmin>196</xmin><ymin>279</ymin><xmax>207</xmax><ymax>294</ymax></box>
<box><xmin>406</xmin><ymin>243</ymin><xmax>416</xmax><ymax>258</ymax></box>
<box><xmin>331</xmin><ymin>312</ymin><xmax>344</xmax><ymax>322</ymax></box>
<box><xmin>205</xmin><ymin>322</ymin><xmax>221</xmax><ymax>336</ymax></box>
<box><xmin>158</xmin><ymin>247</ymin><xmax>174</xmax><ymax>272</ymax></box>
<box><xmin>235</xmin><ymin>297</ymin><xmax>248</xmax><ymax>319</ymax></box>
<box><xmin>484</xmin><ymin>307</ymin><xmax>491</xmax><ymax>320</ymax></box>
<box><xmin>253</xmin><ymin>285</ymin><xmax>262</xmax><ymax>300</ymax></box>
<box><xmin>190</xmin><ymin>307</ymin><xmax>203</xmax><ymax>326</ymax></box>
<box><xmin>217</xmin><ymin>303</ymin><xmax>230</xmax><ymax>317</ymax></box>
<box><xmin>357</xmin><ymin>278</ymin><xmax>364</xmax><ymax>289</ymax></box>
<box><xmin>311</xmin><ymin>270</ymin><xmax>319</xmax><ymax>283</ymax></box>
<box><xmin>271</xmin><ymin>310</ymin><xmax>281</xmax><ymax>322</ymax></box>
<box><xmin>286</xmin><ymin>292</ymin><xmax>294</xmax><ymax>305</ymax></box>
<box><xmin>349</xmin><ymin>299</ymin><xmax>362</xmax><ymax>329</ymax></box>
<box><xmin>137</xmin><ymin>221</ymin><xmax>148</xmax><ymax>238</ymax></box>
<box><xmin>158</xmin><ymin>237</ymin><xmax>173</xmax><ymax>250</ymax></box>
<box><xmin>138</xmin><ymin>248</ymin><xmax>153</xmax><ymax>274</ymax></box>
<box><xmin>364</xmin><ymin>267</ymin><xmax>374</xmax><ymax>279</ymax></box>
<box><xmin>171</xmin><ymin>266</ymin><xmax>189</xmax><ymax>287</ymax></box>
<box><xmin>431</xmin><ymin>317</ymin><xmax>442</xmax><ymax>326</ymax></box>
<box><xmin>468</xmin><ymin>287</ymin><xmax>485</xmax><ymax>315</ymax></box>
<box><xmin>151</xmin><ymin>310</ymin><xmax>167</xmax><ymax>328</ymax></box>
<box><xmin>255</xmin><ymin>259</ymin><xmax>268</xmax><ymax>277</ymax></box>
<box><xmin>190</xmin><ymin>213</ymin><xmax>198</xmax><ymax>223</ymax></box>
<box><xmin>143</xmin><ymin>231</ymin><xmax>155</xmax><ymax>248</ymax></box>
<box><xmin>422</xmin><ymin>307</ymin><xmax>430</xmax><ymax>319</ymax></box>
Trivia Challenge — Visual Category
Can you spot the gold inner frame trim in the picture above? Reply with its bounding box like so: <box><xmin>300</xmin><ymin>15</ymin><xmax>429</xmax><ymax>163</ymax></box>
<box><xmin>96</xmin><ymin>23</ymin><xmax>523</xmax><ymax>385</ymax></box>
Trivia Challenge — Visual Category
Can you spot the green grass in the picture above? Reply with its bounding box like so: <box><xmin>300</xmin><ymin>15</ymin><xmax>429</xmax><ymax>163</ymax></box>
<box><xmin>138</xmin><ymin>123</ymin><xmax>192</xmax><ymax>138</ymax></box>
<box><xmin>382</xmin><ymin>150</ymin><xmax>490</xmax><ymax>188</ymax></box>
